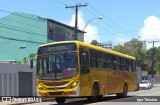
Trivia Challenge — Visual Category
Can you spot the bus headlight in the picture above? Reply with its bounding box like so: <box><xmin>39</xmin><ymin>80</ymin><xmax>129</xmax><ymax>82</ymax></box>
<box><xmin>72</xmin><ymin>81</ymin><xmax>77</xmax><ymax>87</ymax></box>
<box><xmin>68</xmin><ymin>81</ymin><xmax>79</xmax><ymax>88</ymax></box>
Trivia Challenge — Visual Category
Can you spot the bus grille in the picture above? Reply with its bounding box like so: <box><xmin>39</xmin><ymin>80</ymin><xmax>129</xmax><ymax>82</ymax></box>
<box><xmin>47</xmin><ymin>87</ymin><xmax>66</xmax><ymax>90</ymax></box>
<box><xmin>48</xmin><ymin>92</ymin><xmax>63</xmax><ymax>95</ymax></box>
<box><xmin>44</xmin><ymin>81</ymin><xmax>68</xmax><ymax>86</ymax></box>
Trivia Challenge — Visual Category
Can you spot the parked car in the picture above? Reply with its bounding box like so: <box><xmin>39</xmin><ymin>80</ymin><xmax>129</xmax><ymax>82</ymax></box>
<box><xmin>139</xmin><ymin>80</ymin><xmax>152</xmax><ymax>90</ymax></box>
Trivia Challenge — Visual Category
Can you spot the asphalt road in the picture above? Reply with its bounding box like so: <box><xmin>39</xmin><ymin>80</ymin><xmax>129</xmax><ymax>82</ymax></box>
<box><xmin>1</xmin><ymin>86</ymin><xmax>160</xmax><ymax>105</ymax></box>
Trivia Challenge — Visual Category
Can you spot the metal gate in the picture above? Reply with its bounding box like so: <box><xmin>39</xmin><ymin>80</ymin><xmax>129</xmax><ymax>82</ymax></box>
<box><xmin>18</xmin><ymin>72</ymin><xmax>33</xmax><ymax>97</ymax></box>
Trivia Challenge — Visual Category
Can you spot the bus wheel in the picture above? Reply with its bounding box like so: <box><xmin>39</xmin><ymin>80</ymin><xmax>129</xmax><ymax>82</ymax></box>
<box><xmin>55</xmin><ymin>97</ymin><xmax>66</xmax><ymax>104</ymax></box>
<box><xmin>116</xmin><ymin>83</ymin><xmax>128</xmax><ymax>97</ymax></box>
<box><xmin>87</xmin><ymin>83</ymin><xmax>100</xmax><ymax>102</ymax></box>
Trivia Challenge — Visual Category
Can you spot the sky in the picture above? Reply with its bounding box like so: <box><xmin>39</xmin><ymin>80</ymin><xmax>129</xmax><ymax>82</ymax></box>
<box><xmin>0</xmin><ymin>0</ymin><xmax>160</xmax><ymax>49</ymax></box>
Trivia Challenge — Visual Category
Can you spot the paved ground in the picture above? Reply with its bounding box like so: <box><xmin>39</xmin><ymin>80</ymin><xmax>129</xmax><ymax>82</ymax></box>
<box><xmin>0</xmin><ymin>84</ymin><xmax>160</xmax><ymax>105</ymax></box>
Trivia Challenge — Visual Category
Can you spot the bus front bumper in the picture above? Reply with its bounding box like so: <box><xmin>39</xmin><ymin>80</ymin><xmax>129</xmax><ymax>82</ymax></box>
<box><xmin>37</xmin><ymin>86</ymin><xmax>80</xmax><ymax>97</ymax></box>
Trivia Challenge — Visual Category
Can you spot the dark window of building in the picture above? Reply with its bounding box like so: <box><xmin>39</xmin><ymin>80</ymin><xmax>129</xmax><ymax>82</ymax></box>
<box><xmin>48</xmin><ymin>23</ymin><xmax>65</xmax><ymax>41</ymax></box>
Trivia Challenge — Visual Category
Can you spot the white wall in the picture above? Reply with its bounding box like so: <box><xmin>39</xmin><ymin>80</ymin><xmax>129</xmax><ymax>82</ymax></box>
<box><xmin>0</xmin><ymin>63</ymin><xmax>36</xmax><ymax>96</ymax></box>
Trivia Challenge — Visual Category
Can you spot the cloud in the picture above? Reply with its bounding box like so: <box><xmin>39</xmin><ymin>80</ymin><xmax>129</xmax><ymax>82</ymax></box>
<box><xmin>139</xmin><ymin>16</ymin><xmax>160</xmax><ymax>49</ymax></box>
<box><xmin>68</xmin><ymin>11</ymin><xmax>100</xmax><ymax>43</ymax></box>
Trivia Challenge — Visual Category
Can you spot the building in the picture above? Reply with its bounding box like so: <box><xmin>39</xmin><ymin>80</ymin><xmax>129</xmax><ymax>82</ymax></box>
<box><xmin>90</xmin><ymin>40</ymin><xmax>113</xmax><ymax>49</ymax></box>
<box><xmin>124</xmin><ymin>39</ymin><xmax>146</xmax><ymax>51</ymax></box>
<box><xmin>101</xmin><ymin>41</ymin><xmax>113</xmax><ymax>49</ymax></box>
<box><xmin>0</xmin><ymin>12</ymin><xmax>84</xmax><ymax>62</ymax></box>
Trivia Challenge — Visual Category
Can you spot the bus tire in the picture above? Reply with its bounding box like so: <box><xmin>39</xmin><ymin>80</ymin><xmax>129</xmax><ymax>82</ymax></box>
<box><xmin>87</xmin><ymin>82</ymin><xmax>100</xmax><ymax>102</ymax></box>
<box><xmin>55</xmin><ymin>97</ymin><xmax>66</xmax><ymax>104</ymax></box>
<box><xmin>116</xmin><ymin>83</ymin><xmax>128</xmax><ymax>97</ymax></box>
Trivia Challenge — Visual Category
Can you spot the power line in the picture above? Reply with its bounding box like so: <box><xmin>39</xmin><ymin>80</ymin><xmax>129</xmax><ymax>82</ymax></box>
<box><xmin>0</xmin><ymin>24</ymin><xmax>46</xmax><ymax>37</ymax></box>
<box><xmin>66</xmin><ymin>3</ymin><xmax>88</xmax><ymax>40</ymax></box>
<box><xmin>0</xmin><ymin>9</ymin><xmax>90</xmax><ymax>43</ymax></box>
<box><xmin>70</xmin><ymin>0</ymin><xmax>132</xmax><ymax>39</ymax></box>
<box><xmin>0</xmin><ymin>9</ymin><xmax>93</xmax><ymax>41</ymax></box>
<box><xmin>82</xmin><ymin>1</ymin><xmax>133</xmax><ymax>33</ymax></box>
<box><xmin>51</xmin><ymin>0</ymin><xmax>66</xmax><ymax>6</ymax></box>
<box><xmin>77</xmin><ymin>0</ymin><xmax>138</xmax><ymax>40</ymax></box>
<box><xmin>0</xmin><ymin>30</ymin><xmax>46</xmax><ymax>43</ymax></box>
<box><xmin>0</xmin><ymin>16</ymin><xmax>46</xmax><ymax>30</ymax></box>
<box><xmin>0</xmin><ymin>10</ymin><xmax>46</xmax><ymax>23</ymax></box>
<box><xmin>68</xmin><ymin>3</ymin><xmax>118</xmax><ymax>40</ymax></box>
<box><xmin>0</xmin><ymin>23</ymin><xmax>45</xmax><ymax>37</ymax></box>
<box><xmin>84</xmin><ymin>6</ymin><xmax>135</xmax><ymax>37</ymax></box>
<box><xmin>0</xmin><ymin>7</ymin><xmax>93</xmax><ymax>42</ymax></box>
<box><xmin>0</xmin><ymin>9</ymin><xmax>47</xmax><ymax>36</ymax></box>
<box><xmin>0</xmin><ymin>35</ymin><xmax>45</xmax><ymax>44</ymax></box>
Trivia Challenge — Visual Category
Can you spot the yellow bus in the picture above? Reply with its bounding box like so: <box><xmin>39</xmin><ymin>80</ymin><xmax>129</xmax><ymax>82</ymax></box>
<box><xmin>36</xmin><ymin>41</ymin><xmax>137</xmax><ymax>103</ymax></box>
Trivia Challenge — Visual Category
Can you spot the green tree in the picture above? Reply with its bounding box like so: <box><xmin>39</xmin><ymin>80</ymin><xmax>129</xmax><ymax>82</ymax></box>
<box><xmin>29</xmin><ymin>53</ymin><xmax>36</xmax><ymax>65</ymax></box>
<box><xmin>113</xmin><ymin>38</ymin><xmax>160</xmax><ymax>72</ymax></box>
<box><xmin>17</xmin><ymin>61</ymin><xmax>22</xmax><ymax>64</ymax></box>
<box><xmin>113</xmin><ymin>38</ymin><xmax>147</xmax><ymax>68</ymax></box>
<box><xmin>146</xmin><ymin>47</ymin><xmax>160</xmax><ymax>71</ymax></box>
<box><xmin>23</xmin><ymin>57</ymin><xmax>28</xmax><ymax>64</ymax></box>
<box><xmin>113</xmin><ymin>44</ymin><xmax>127</xmax><ymax>54</ymax></box>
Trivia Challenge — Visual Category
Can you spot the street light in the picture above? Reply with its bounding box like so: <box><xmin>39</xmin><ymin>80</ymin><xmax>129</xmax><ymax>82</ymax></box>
<box><xmin>83</xmin><ymin>16</ymin><xmax>102</xmax><ymax>31</ymax></box>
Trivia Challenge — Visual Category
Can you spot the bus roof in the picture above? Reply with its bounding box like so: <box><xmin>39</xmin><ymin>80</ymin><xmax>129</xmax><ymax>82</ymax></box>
<box><xmin>39</xmin><ymin>41</ymin><xmax>136</xmax><ymax>60</ymax></box>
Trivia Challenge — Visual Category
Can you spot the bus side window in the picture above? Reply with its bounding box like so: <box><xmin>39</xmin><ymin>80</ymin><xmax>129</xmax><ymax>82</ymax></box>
<box><xmin>116</xmin><ymin>56</ymin><xmax>121</xmax><ymax>71</ymax></box>
<box><xmin>126</xmin><ymin>59</ymin><xmax>129</xmax><ymax>72</ymax></box>
<box><xmin>122</xmin><ymin>58</ymin><xmax>126</xmax><ymax>72</ymax></box>
<box><xmin>90</xmin><ymin>49</ymin><xmax>98</xmax><ymax>68</ymax></box>
<box><xmin>128</xmin><ymin>60</ymin><xmax>132</xmax><ymax>72</ymax></box>
<box><xmin>113</xmin><ymin>56</ymin><xmax>117</xmax><ymax>71</ymax></box>
<box><xmin>131</xmin><ymin>61</ymin><xmax>136</xmax><ymax>72</ymax></box>
<box><xmin>80</xmin><ymin>48</ymin><xmax>90</xmax><ymax>74</ymax></box>
<box><xmin>98</xmin><ymin>51</ymin><xmax>105</xmax><ymax>69</ymax></box>
<box><xmin>105</xmin><ymin>54</ymin><xmax>109</xmax><ymax>70</ymax></box>
<box><xmin>107</xmin><ymin>54</ymin><xmax>112</xmax><ymax>70</ymax></box>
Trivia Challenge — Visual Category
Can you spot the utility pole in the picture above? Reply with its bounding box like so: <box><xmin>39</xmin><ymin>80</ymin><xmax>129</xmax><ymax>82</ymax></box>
<box><xmin>66</xmin><ymin>3</ymin><xmax>87</xmax><ymax>40</ymax></box>
<box><xmin>148</xmin><ymin>40</ymin><xmax>159</xmax><ymax>77</ymax></box>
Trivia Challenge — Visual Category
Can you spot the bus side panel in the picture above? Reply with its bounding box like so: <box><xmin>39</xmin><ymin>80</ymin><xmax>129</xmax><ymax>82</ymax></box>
<box><xmin>98</xmin><ymin>69</ymin><xmax>110</xmax><ymax>95</ymax></box>
<box><xmin>128</xmin><ymin>72</ymin><xmax>137</xmax><ymax>92</ymax></box>
<box><xmin>80</xmin><ymin>73</ymin><xmax>92</xmax><ymax>96</ymax></box>
<box><xmin>115</xmin><ymin>71</ymin><xmax>124</xmax><ymax>93</ymax></box>
<box><xmin>107</xmin><ymin>71</ymin><xmax>117</xmax><ymax>94</ymax></box>
<box><xmin>115</xmin><ymin>72</ymin><xmax>137</xmax><ymax>93</ymax></box>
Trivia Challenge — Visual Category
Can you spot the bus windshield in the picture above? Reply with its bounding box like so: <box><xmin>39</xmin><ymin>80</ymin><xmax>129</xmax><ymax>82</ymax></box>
<box><xmin>37</xmin><ymin>52</ymin><xmax>78</xmax><ymax>80</ymax></box>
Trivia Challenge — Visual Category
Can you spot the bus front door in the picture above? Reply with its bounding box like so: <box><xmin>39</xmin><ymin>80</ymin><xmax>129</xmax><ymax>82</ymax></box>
<box><xmin>79</xmin><ymin>48</ymin><xmax>91</xmax><ymax>96</ymax></box>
